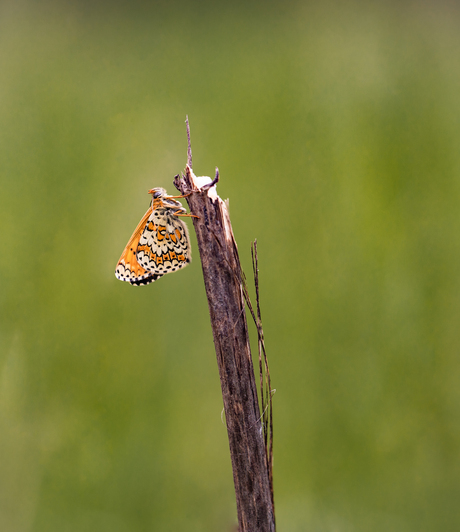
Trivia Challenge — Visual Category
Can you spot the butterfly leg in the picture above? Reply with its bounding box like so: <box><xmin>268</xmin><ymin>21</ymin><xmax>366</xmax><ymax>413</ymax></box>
<box><xmin>168</xmin><ymin>192</ymin><xmax>193</xmax><ymax>199</ymax></box>
<box><xmin>173</xmin><ymin>209</ymin><xmax>199</xmax><ymax>219</ymax></box>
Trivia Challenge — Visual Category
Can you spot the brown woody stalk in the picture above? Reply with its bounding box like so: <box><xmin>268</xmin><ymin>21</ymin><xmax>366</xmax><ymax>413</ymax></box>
<box><xmin>173</xmin><ymin>120</ymin><xmax>275</xmax><ymax>532</ymax></box>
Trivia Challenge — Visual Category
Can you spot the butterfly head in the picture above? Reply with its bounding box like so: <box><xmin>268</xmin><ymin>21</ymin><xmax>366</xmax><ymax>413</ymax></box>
<box><xmin>148</xmin><ymin>187</ymin><xmax>167</xmax><ymax>199</ymax></box>
<box><xmin>148</xmin><ymin>187</ymin><xmax>185</xmax><ymax>213</ymax></box>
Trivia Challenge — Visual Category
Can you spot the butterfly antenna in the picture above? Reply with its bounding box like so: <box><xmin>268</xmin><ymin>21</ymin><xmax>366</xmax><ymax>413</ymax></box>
<box><xmin>186</xmin><ymin>115</ymin><xmax>192</xmax><ymax>169</ymax></box>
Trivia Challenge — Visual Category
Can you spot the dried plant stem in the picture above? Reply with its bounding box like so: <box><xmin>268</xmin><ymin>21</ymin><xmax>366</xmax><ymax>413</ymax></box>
<box><xmin>173</xmin><ymin>120</ymin><xmax>275</xmax><ymax>532</ymax></box>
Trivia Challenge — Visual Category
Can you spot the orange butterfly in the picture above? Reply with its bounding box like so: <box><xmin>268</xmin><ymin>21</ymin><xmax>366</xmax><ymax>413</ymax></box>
<box><xmin>115</xmin><ymin>188</ymin><xmax>193</xmax><ymax>286</ymax></box>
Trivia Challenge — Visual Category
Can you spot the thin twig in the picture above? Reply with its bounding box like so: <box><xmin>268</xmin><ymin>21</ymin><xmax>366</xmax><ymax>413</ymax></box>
<box><xmin>250</xmin><ymin>242</ymin><xmax>274</xmax><ymax>514</ymax></box>
<box><xmin>186</xmin><ymin>116</ymin><xmax>192</xmax><ymax>168</ymax></box>
<box><xmin>241</xmin><ymin>242</ymin><xmax>275</xmax><ymax>517</ymax></box>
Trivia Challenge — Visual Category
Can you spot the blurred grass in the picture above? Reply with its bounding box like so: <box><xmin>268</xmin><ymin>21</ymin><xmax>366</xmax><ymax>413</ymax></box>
<box><xmin>1</xmin><ymin>0</ymin><xmax>460</xmax><ymax>530</ymax></box>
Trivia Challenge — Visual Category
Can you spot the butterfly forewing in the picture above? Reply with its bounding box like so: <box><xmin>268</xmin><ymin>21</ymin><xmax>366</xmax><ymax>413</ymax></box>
<box><xmin>115</xmin><ymin>207</ymin><xmax>154</xmax><ymax>284</ymax></box>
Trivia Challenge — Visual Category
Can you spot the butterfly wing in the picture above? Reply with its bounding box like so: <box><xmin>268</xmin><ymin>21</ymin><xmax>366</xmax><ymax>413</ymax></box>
<box><xmin>136</xmin><ymin>208</ymin><xmax>191</xmax><ymax>280</ymax></box>
<box><xmin>115</xmin><ymin>207</ymin><xmax>158</xmax><ymax>285</ymax></box>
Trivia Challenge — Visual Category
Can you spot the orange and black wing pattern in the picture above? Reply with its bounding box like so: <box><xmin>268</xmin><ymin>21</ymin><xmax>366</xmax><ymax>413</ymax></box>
<box><xmin>115</xmin><ymin>190</ymin><xmax>192</xmax><ymax>286</ymax></box>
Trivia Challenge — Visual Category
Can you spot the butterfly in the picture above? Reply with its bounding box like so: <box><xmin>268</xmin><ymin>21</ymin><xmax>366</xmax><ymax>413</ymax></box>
<box><xmin>115</xmin><ymin>187</ymin><xmax>194</xmax><ymax>286</ymax></box>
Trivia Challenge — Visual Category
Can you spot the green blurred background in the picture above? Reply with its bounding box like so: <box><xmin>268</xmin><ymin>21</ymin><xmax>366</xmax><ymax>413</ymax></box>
<box><xmin>1</xmin><ymin>0</ymin><xmax>460</xmax><ymax>530</ymax></box>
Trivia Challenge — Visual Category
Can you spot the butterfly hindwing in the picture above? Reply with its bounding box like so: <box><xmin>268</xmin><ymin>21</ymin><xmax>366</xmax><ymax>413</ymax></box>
<box><xmin>136</xmin><ymin>208</ymin><xmax>191</xmax><ymax>278</ymax></box>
